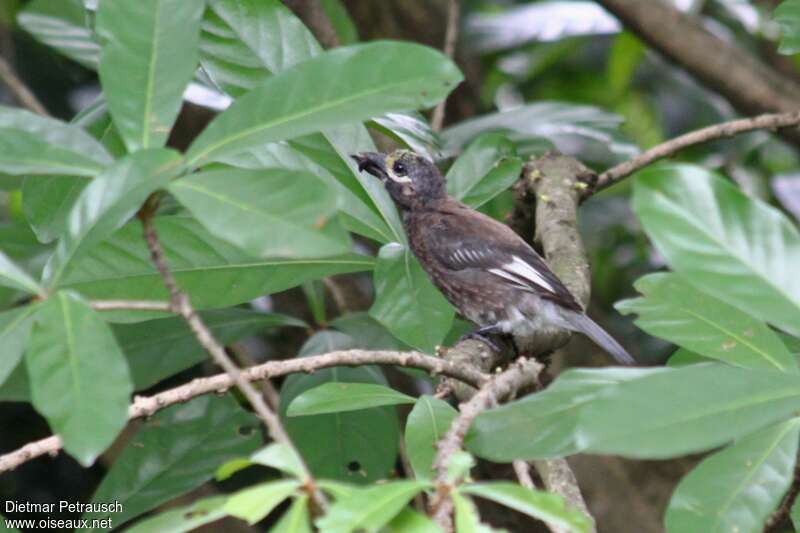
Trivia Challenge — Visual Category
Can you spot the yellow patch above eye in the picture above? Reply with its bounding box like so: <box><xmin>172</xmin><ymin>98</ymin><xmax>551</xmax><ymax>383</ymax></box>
<box><xmin>386</xmin><ymin>150</ymin><xmax>413</xmax><ymax>184</ymax></box>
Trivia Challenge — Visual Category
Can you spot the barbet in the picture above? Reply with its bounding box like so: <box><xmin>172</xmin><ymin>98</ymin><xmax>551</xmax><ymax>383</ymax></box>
<box><xmin>353</xmin><ymin>150</ymin><xmax>634</xmax><ymax>365</ymax></box>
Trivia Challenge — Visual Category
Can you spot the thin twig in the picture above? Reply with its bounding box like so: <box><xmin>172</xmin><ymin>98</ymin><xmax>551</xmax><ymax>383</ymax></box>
<box><xmin>138</xmin><ymin>200</ymin><xmax>329</xmax><ymax>511</ymax></box>
<box><xmin>0</xmin><ymin>348</ymin><xmax>487</xmax><ymax>474</ymax></box>
<box><xmin>431</xmin><ymin>0</ymin><xmax>460</xmax><ymax>132</ymax></box>
<box><xmin>594</xmin><ymin>111</ymin><xmax>800</xmax><ymax>193</ymax></box>
<box><xmin>513</xmin><ymin>460</ymin><xmax>535</xmax><ymax>490</ymax></box>
<box><xmin>90</xmin><ymin>300</ymin><xmax>172</xmax><ymax>312</ymax></box>
<box><xmin>430</xmin><ymin>358</ymin><xmax>544</xmax><ymax>531</ymax></box>
<box><xmin>0</xmin><ymin>55</ymin><xmax>49</xmax><ymax>116</ymax></box>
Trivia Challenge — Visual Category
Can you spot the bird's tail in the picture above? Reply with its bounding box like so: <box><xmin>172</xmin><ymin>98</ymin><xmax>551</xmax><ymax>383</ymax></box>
<box><xmin>562</xmin><ymin>312</ymin><xmax>635</xmax><ymax>365</ymax></box>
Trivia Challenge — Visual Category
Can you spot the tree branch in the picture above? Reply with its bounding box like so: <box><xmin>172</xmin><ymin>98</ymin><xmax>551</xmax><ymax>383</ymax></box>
<box><xmin>594</xmin><ymin>111</ymin><xmax>800</xmax><ymax>192</ymax></box>
<box><xmin>0</xmin><ymin>55</ymin><xmax>49</xmax><ymax>116</ymax></box>
<box><xmin>431</xmin><ymin>0</ymin><xmax>460</xmax><ymax>132</ymax></box>
<box><xmin>138</xmin><ymin>198</ymin><xmax>329</xmax><ymax>510</ymax></box>
<box><xmin>90</xmin><ymin>299</ymin><xmax>173</xmax><ymax>312</ymax></box>
<box><xmin>0</xmin><ymin>348</ymin><xmax>487</xmax><ymax>474</ymax></box>
<box><xmin>430</xmin><ymin>358</ymin><xmax>544</xmax><ymax>531</ymax></box>
<box><xmin>596</xmin><ymin>0</ymin><xmax>800</xmax><ymax>131</ymax></box>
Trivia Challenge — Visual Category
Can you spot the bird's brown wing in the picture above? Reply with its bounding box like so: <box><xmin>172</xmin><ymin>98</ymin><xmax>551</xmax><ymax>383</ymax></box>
<box><xmin>423</xmin><ymin>199</ymin><xmax>583</xmax><ymax>311</ymax></box>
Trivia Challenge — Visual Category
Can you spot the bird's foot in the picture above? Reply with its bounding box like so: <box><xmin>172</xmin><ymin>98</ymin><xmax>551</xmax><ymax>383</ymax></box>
<box><xmin>458</xmin><ymin>326</ymin><xmax>504</xmax><ymax>353</ymax></box>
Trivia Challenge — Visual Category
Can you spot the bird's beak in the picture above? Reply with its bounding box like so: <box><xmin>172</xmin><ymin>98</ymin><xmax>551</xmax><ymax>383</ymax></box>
<box><xmin>351</xmin><ymin>152</ymin><xmax>388</xmax><ymax>180</ymax></box>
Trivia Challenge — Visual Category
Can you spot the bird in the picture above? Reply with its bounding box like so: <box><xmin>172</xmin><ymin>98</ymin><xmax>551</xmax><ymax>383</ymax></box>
<box><xmin>352</xmin><ymin>149</ymin><xmax>634</xmax><ymax>365</ymax></box>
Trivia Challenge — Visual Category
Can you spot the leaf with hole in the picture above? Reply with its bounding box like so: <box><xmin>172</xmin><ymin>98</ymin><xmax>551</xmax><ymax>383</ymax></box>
<box><xmin>79</xmin><ymin>395</ymin><xmax>260</xmax><ymax>532</ymax></box>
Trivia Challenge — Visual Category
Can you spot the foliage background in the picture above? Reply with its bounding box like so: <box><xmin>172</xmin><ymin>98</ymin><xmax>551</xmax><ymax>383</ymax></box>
<box><xmin>0</xmin><ymin>0</ymin><xmax>799</xmax><ymax>532</ymax></box>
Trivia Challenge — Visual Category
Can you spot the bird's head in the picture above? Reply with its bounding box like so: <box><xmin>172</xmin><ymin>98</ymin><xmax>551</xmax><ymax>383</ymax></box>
<box><xmin>351</xmin><ymin>150</ymin><xmax>445</xmax><ymax>209</ymax></box>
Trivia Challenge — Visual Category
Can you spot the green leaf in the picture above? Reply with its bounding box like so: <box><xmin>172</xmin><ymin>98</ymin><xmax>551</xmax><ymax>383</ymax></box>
<box><xmin>452</xmin><ymin>493</ymin><xmax>495</xmax><ymax>533</ymax></box>
<box><xmin>22</xmin><ymin>176</ymin><xmax>88</xmax><ymax>244</ymax></box>
<box><xmin>446</xmin><ymin>133</ymin><xmax>522</xmax><ymax>208</ymax></box>
<box><xmin>468</xmin><ymin>364</ymin><xmax>800</xmax><ymax>460</ymax></box>
<box><xmin>385</xmin><ymin>508</ymin><xmax>440</xmax><ymax>533</ymax></box>
<box><xmin>462</xmin><ymin>482</ymin><xmax>591</xmax><ymax>533</ymax></box>
<box><xmin>186</xmin><ymin>41</ymin><xmax>462</xmax><ymax>167</ymax></box>
<box><xmin>792</xmin><ymin>492</ymin><xmax>800</xmax><ymax>531</ymax></box>
<box><xmin>43</xmin><ymin>149</ymin><xmax>183</xmax><ymax>288</ymax></box>
<box><xmin>271</xmin><ymin>495</ymin><xmax>312</xmax><ymax>533</ymax></box>
<box><xmin>0</xmin><ymin>250</ymin><xmax>43</xmax><ymax>295</ymax></box>
<box><xmin>633</xmin><ymin>165</ymin><xmax>800</xmax><ymax>337</ymax></box>
<box><xmin>287</xmin><ymin>382</ymin><xmax>415</xmax><ymax>416</ymax></box>
<box><xmin>169</xmin><ymin>168</ymin><xmax>350</xmax><ymax>258</ymax></box>
<box><xmin>319</xmin><ymin>0</ymin><xmax>358</xmax><ymax>45</ymax></box>
<box><xmin>370</xmin><ymin>243</ymin><xmax>454</xmax><ymax>352</ymax></box>
<box><xmin>405</xmin><ymin>395</ymin><xmax>458</xmax><ymax>481</ymax></box>
<box><xmin>26</xmin><ymin>291</ymin><xmax>131</xmax><ymax>465</ymax></box>
<box><xmin>61</xmin><ymin>217</ymin><xmax>373</xmax><ymax>308</ymax></box>
<box><xmin>80</xmin><ymin>395</ymin><xmax>261</xmax><ymax>531</ymax></box>
<box><xmin>0</xmin><ymin>130</ymin><xmax>106</xmax><ymax>177</ymax></box>
<box><xmin>666</xmin><ymin>418</ymin><xmax>800</xmax><ymax>533</ymax></box>
<box><xmin>616</xmin><ymin>273</ymin><xmax>797</xmax><ymax>372</ymax></box>
<box><xmin>251</xmin><ymin>442</ymin><xmax>307</xmax><ymax>479</ymax></box>
<box><xmin>17</xmin><ymin>0</ymin><xmax>99</xmax><ymax>68</ymax></box>
<box><xmin>199</xmin><ymin>3</ymin><xmax>403</xmax><ymax>244</ymax></box>
<box><xmin>442</xmin><ymin>102</ymin><xmax>638</xmax><ymax>164</ymax></box>
<box><xmin>775</xmin><ymin>0</ymin><xmax>800</xmax><ymax>54</ymax></box>
<box><xmin>331</xmin><ymin>312</ymin><xmax>411</xmax><ymax>351</ymax></box>
<box><xmin>224</xmin><ymin>479</ymin><xmax>301</xmax><ymax>525</ymax></box>
<box><xmin>607</xmin><ymin>32</ymin><xmax>645</xmax><ymax>97</ymax></box>
<box><xmin>0</xmin><ymin>305</ymin><xmax>37</xmax><ymax>387</ymax></box>
<box><xmin>116</xmin><ymin>308</ymin><xmax>305</xmax><ymax>390</ymax></box>
<box><xmin>97</xmin><ymin>0</ymin><xmax>203</xmax><ymax>150</ymax></box>
<box><xmin>315</xmin><ymin>481</ymin><xmax>431</xmax><ymax>533</ymax></box>
<box><xmin>280</xmin><ymin>331</ymin><xmax>400</xmax><ymax>484</ymax></box>
<box><xmin>0</xmin><ymin>105</ymin><xmax>112</xmax><ymax>167</ymax></box>
<box><xmin>200</xmin><ymin>0</ymin><xmax>320</xmax><ymax>96</ymax></box>
<box><xmin>124</xmin><ymin>496</ymin><xmax>227</xmax><ymax>533</ymax></box>
<box><xmin>371</xmin><ymin>112</ymin><xmax>442</xmax><ymax>162</ymax></box>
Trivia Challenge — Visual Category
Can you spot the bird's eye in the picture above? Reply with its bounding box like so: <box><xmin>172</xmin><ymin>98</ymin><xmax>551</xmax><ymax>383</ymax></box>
<box><xmin>393</xmin><ymin>161</ymin><xmax>407</xmax><ymax>176</ymax></box>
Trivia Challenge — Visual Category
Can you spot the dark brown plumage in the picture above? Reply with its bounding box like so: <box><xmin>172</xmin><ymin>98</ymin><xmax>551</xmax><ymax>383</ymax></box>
<box><xmin>353</xmin><ymin>150</ymin><xmax>633</xmax><ymax>364</ymax></box>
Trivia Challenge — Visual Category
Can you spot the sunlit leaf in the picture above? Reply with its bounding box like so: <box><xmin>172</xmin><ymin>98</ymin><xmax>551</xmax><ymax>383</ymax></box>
<box><xmin>287</xmin><ymin>382</ymin><xmax>415</xmax><ymax>416</ymax></box>
<box><xmin>124</xmin><ymin>496</ymin><xmax>227</xmax><ymax>533</ymax></box>
<box><xmin>224</xmin><ymin>479</ymin><xmax>300</xmax><ymax>525</ymax></box>
<box><xmin>17</xmin><ymin>0</ymin><xmax>99</xmax><ymax>68</ymax></box>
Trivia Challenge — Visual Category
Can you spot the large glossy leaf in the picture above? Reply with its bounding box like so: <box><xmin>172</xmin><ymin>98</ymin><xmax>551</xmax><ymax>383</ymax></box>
<box><xmin>224</xmin><ymin>480</ymin><xmax>300</xmax><ymax>525</ymax></box>
<box><xmin>124</xmin><ymin>496</ymin><xmax>227</xmax><ymax>533</ymax></box>
<box><xmin>370</xmin><ymin>242</ymin><xmax>454</xmax><ymax>353</ymax></box>
<box><xmin>200</xmin><ymin>0</ymin><xmax>319</xmax><ymax>95</ymax></box>
<box><xmin>280</xmin><ymin>331</ymin><xmax>400</xmax><ymax>484</ymax></box>
<box><xmin>43</xmin><ymin>148</ymin><xmax>183</xmax><ymax>288</ymax></box>
<box><xmin>462</xmin><ymin>482</ymin><xmax>591</xmax><ymax>533</ymax></box>
<box><xmin>287</xmin><ymin>382</ymin><xmax>415</xmax><ymax>416</ymax></box>
<box><xmin>0</xmin><ymin>105</ymin><xmax>111</xmax><ymax>166</ymax></box>
<box><xmin>442</xmin><ymin>102</ymin><xmax>637</xmax><ymax>164</ymax></box>
<box><xmin>0</xmin><ymin>130</ymin><xmax>106</xmax><ymax>177</ymax></box>
<box><xmin>468</xmin><ymin>364</ymin><xmax>800</xmax><ymax>460</ymax></box>
<box><xmin>634</xmin><ymin>165</ymin><xmax>800</xmax><ymax>336</ymax></box>
<box><xmin>405</xmin><ymin>395</ymin><xmax>458</xmax><ymax>481</ymax></box>
<box><xmin>169</xmin><ymin>168</ymin><xmax>350</xmax><ymax>258</ymax></box>
<box><xmin>216</xmin><ymin>139</ymin><xmax>393</xmax><ymax>243</ymax></box>
<box><xmin>446</xmin><ymin>132</ymin><xmax>522</xmax><ymax>208</ymax></box>
<box><xmin>26</xmin><ymin>291</ymin><xmax>131</xmax><ymax>465</ymax></box>
<box><xmin>0</xmin><ymin>250</ymin><xmax>43</xmax><ymax>295</ymax></box>
<box><xmin>617</xmin><ymin>273</ymin><xmax>797</xmax><ymax>372</ymax></box>
<box><xmin>116</xmin><ymin>308</ymin><xmax>306</xmax><ymax>390</ymax></box>
<box><xmin>371</xmin><ymin>112</ymin><xmax>443</xmax><ymax>162</ymax></box>
<box><xmin>199</xmin><ymin>1</ymin><xmax>403</xmax><ymax>244</ymax></box>
<box><xmin>0</xmin><ymin>305</ymin><xmax>37</xmax><ymax>387</ymax></box>
<box><xmin>23</xmin><ymin>176</ymin><xmax>88</xmax><ymax>244</ymax></box>
<box><xmin>315</xmin><ymin>481</ymin><xmax>430</xmax><ymax>533</ymax></box>
<box><xmin>186</xmin><ymin>41</ymin><xmax>462</xmax><ymax>167</ymax></box>
<box><xmin>97</xmin><ymin>0</ymin><xmax>202</xmax><ymax>151</ymax></box>
<box><xmin>61</xmin><ymin>217</ymin><xmax>373</xmax><ymax>308</ymax></box>
<box><xmin>17</xmin><ymin>0</ymin><xmax>99</xmax><ymax>68</ymax></box>
<box><xmin>776</xmin><ymin>0</ymin><xmax>800</xmax><ymax>54</ymax></box>
<box><xmin>665</xmin><ymin>418</ymin><xmax>800</xmax><ymax>533</ymax></box>
<box><xmin>80</xmin><ymin>395</ymin><xmax>260</xmax><ymax>532</ymax></box>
